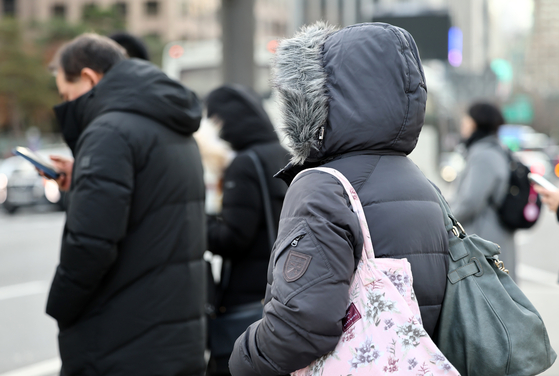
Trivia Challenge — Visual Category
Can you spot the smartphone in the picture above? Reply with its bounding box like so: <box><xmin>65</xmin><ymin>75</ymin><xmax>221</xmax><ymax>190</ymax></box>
<box><xmin>528</xmin><ymin>173</ymin><xmax>558</xmax><ymax>192</ymax></box>
<box><xmin>12</xmin><ymin>146</ymin><xmax>60</xmax><ymax>179</ymax></box>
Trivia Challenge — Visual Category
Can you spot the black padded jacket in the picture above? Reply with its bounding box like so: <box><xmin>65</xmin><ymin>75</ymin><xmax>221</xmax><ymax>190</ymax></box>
<box><xmin>46</xmin><ymin>59</ymin><xmax>207</xmax><ymax>376</ymax></box>
<box><xmin>206</xmin><ymin>85</ymin><xmax>290</xmax><ymax>308</ymax></box>
<box><xmin>229</xmin><ymin>23</ymin><xmax>450</xmax><ymax>376</ymax></box>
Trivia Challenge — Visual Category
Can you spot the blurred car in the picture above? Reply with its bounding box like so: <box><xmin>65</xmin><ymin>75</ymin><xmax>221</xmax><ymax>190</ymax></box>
<box><xmin>0</xmin><ymin>145</ymin><xmax>71</xmax><ymax>214</ymax></box>
<box><xmin>514</xmin><ymin>150</ymin><xmax>555</xmax><ymax>180</ymax></box>
<box><xmin>499</xmin><ymin>124</ymin><xmax>559</xmax><ymax>179</ymax></box>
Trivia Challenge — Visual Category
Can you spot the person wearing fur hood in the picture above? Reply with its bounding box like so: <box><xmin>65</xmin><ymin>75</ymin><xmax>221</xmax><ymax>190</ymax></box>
<box><xmin>229</xmin><ymin>22</ymin><xmax>451</xmax><ymax>376</ymax></box>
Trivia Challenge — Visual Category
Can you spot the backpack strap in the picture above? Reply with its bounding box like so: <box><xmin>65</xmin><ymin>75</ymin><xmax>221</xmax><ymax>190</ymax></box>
<box><xmin>483</xmin><ymin>138</ymin><xmax>511</xmax><ymax>209</ymax></box>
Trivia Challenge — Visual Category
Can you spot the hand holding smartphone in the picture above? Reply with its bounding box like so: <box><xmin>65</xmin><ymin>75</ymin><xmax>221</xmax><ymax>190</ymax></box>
<box><xmin>528</xmin><ymin>173</ymin><xmax>557</xmax><ymax>192</ymax></box>
<box><xmin>12</xmin><ymin>146</ymin><xmax>60</xmax><ymax>179</ymax></box>
<box><xmin>531</xmin><ymin>173</ymin><xmax>559</xmax><ymax>213</ymax></box>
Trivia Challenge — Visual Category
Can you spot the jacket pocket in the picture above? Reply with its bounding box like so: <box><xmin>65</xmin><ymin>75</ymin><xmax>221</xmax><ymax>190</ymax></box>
<box><xmin>270</xmin><ymin>220</ymin><xmax>334</xmax><ymax>305</ymax></box>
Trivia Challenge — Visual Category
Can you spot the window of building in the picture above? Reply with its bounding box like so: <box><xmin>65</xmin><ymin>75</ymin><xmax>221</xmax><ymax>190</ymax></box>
<box><xmin>114</xmin><ymin>2</ymin><xmax>127</xmax><ymax>17</ymax></box>
<box><xmin>2</xmin><ymin>0</ymin><xmax>15</xmax><ymax>16</ymax></box>
<box><xmin>145</xmin><ymin>1</ymin><xmax>159</xmax><ymax>16</ymax></box>
<box><xmin>52</xmin><ymin>4</ymin><xmax>66</xmax><ymax>19</ymax></box>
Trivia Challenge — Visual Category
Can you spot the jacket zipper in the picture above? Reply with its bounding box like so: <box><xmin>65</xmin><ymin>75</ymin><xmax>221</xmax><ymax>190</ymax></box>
<box><xmin>291</xmin><ymin>234</ymin><xmax>305</xmax><ymax>247</ymax></box>
<box><xmin>317</xmin><ymin>126</ymin><xmax>325</xmax><ymax>149</ymax></box>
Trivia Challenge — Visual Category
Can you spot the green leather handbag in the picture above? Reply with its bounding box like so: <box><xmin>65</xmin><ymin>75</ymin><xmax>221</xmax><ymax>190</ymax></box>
<box><xmin>432</xmin><ymin>187</ymin><xmax>556</xmax><ymax>376</ymax></box>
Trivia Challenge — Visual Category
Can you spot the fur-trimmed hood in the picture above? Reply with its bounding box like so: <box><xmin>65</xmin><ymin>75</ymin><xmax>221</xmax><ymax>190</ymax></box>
<box><xmin>272</xmin><ymin>22</ymin><xmax>427</xmax><ymax>165</ymax></box>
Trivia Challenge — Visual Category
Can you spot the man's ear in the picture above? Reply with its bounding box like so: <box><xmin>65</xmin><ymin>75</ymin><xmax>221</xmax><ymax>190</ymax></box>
<box><xmin>81</xmin><ymin>68</ymin><xmax>104</xmax><ymax>87</ymax></box>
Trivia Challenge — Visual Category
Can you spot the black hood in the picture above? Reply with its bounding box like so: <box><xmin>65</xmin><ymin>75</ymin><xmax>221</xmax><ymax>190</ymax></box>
<box><xmin>272</xmin><ymin>22</ymin><xmax>427</xmax><ymax>165</ymax></box>
<box><xmin>206</xmin><ymin>84</ymin><xmax>277</xmax><ymax>151</ymax></box>
<box><xmin>54</xmin><ymin>59</ymin><xmax>202</xmax><ymax>153</ymax></box>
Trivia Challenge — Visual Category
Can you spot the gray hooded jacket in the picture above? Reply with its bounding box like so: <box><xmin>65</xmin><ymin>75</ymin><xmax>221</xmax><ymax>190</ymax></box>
<box><xmin>450</xmin><ymin>135</ymin><xmax>516</xmax><ymax>280</ymax></box>
<box><xmin>229</xmin><ymin>22</ymin><xmax>449</xmax><ymax>376</ymax></box>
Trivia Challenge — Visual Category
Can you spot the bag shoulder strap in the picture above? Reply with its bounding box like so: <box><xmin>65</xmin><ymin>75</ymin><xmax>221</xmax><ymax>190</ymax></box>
<box><xmin>293</xmin><ymin>167</ymin><xmax>376</xmax><ymax>260</ymax></box>
<box><xmin>218</xmin><ymin>151</ymin><xmax>276</xmax><ymax>301</ymax></box>
<box><xmin>429</xmin><ymin>183</ymin><xmax>471</xmax><ymax>262</ymax></box>
<box><xmin>247</xmin><ymin>150</ymin><xmax>276</xmax><ymax>251</ymax></box>
<box><xmin>430</xmin><ymin>182</ymin><xmax>470</xmax><ymax>237</ymax></box>
<box><xmin>430</xmin><ymin>184</ymin><xmax>456</xmax><ymax>233</ymax></box>
<box><xmin>486</xmin><ymin>140</ymin><xmax>513</xmax><ymax>208</ymax></box>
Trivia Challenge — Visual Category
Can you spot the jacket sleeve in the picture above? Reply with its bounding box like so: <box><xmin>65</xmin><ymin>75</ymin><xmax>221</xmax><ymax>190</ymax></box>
<box><xmin>46</xmin><ymin>123</ymin><xmax>134</xmax><ymax>329</ymax></box>
<box><xmin>451</xmin><ymin>149</ymin><xmax>501</xmax><ymax>224</ymax></box>
<box><xmin>229</xmin><ymin>171</ymin><xmax>363</xmax><ymax>376</ymax></box>
<box><xmin>207</xmin><ymin>154</ymin><xmax>262</xmax><ymax>259</ymax></box>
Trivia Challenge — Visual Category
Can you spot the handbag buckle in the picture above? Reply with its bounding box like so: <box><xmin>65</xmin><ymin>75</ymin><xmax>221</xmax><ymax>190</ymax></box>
<box><xmin>452</xmin><ymin>226</ymin><xmax>460</xmax><ymax>237</ymax></box>
<box><xmin>450</xmin><ymin>219</ymin><xmax>466</xmax><ymax>239</ymax></box>
<box><xmin>494</xmin><ymin>259</ymin><xmax>509</xmax><ymax>274</ymax></box>
<box><xmin>471</xmin><ymin>257</ymin><xmax>484</xmax><ymax>277</ymax></box>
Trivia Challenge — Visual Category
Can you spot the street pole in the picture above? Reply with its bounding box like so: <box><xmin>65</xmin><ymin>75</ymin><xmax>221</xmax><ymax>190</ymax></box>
<box><xmin>221</xmin><ymin>0</ymin><xmax>255</xmax><ymax>89</ymax></box>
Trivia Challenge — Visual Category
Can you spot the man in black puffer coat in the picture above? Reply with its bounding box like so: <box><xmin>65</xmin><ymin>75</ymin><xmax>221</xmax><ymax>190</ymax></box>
<box><xmin>46</xmin><ymin>34</ymin><xmax>206</xmax><ymax>376</ymax></box>
<box><xmin>205</xmin><ymin>85</ymin><xmax>290</xmax><ymax>375</ymax></box>
<box><xmin>230</xmin><ymin>22</ymin><xmax>450</xmax><ymax>375</ymax></box>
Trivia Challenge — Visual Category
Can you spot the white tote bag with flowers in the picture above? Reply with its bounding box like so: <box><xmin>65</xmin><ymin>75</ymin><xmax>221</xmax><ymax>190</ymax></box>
<box><xmin>291</xmin><ymin>167</ymin><xmax>460</xmax><ymax>376</ymax></box>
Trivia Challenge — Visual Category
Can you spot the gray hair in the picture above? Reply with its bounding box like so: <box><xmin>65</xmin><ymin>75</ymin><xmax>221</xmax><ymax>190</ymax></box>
<box><xmin>50</xmin><ymin>33</ymin><xmax>127</xmax><ymax>82</ymax></box>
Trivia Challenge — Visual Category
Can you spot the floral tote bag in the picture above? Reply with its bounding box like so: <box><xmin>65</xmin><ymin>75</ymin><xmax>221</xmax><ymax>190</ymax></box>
<box><xmin>292</xmin><ymin>167</ymin><xmax>460</xmax><ymax>376</ymax></box>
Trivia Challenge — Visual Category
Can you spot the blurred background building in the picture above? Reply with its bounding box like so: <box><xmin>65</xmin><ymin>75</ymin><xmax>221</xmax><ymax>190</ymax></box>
<box><xmin>22</xmin><ymin>0</ymin><xmax>220</xmax><ymax>41</ymax></box>
<box><xmin>524</xmin><ymin>0</ymin><xmax>559</xmax><ymax>94</ymax></box>
<box><xmin>0</xmin><ymin>0</ymin><xmax>556</xmax><ymax>172</ymax></box>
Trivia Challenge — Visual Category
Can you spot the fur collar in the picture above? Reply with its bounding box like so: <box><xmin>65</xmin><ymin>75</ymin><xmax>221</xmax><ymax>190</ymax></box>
<box><xmin>272</xmin><ymin>22</ymin><xmax>338</xmax><ymax>165</ymax></box>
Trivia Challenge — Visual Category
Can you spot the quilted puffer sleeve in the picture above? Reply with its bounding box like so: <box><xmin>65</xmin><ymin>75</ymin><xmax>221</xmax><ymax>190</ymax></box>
<box><xmin>46</xmin><ymin>122</ymin><xmax>134</xmax><ymax>329</ymax></box>
<box><xmin>229</xmin><ymin>170</ymin><xmax>363</xmax><ymax>376</ymax></box>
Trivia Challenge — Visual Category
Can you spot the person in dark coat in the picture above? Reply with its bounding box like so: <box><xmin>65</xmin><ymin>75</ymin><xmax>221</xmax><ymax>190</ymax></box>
<box><xmin>46</xmin><ymin>33</ymin><xmax>206</xmax><ymax>376</ymax></box>
<box><xmin>229</xmin><ymin>22</ymin><xmax>451</xmax><ymax>375</ymax></box>
<box><xmin>205</xmin><ymin>84</ymin><xmax>290</xmax><ymax>375</ymax></box>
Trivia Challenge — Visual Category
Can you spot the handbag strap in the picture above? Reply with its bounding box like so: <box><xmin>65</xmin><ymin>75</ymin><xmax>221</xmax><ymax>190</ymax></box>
<box><xmin>293</xmin><ymin>167</ymin><xmax>376</xmax><ymax>261</ymax></box>
<box><xmin>217</xmin><ymin>151</ymin><xmax>276</xmax><ymax>304</ymax></box>
<box><xmin>247</xmin><ymin>150</ymin><xmax>276</xmax><ymax>251</ymax></box>
<box><xmin>430</xmin><ymin>184</ymin><xmax>467</xmax><ymax>238</ymax></box>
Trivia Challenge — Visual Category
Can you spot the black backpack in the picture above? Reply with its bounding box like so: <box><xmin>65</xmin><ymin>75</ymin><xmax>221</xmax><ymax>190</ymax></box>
<box><xmin>494</xmin><ymin>144</ymin><xmax>541</xmax><ymax>230</ymax></box>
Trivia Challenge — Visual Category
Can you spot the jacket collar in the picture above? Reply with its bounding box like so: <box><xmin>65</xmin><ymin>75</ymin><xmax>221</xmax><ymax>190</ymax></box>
<box><xmin>274</xmin><ymin>149</ymin><xmax>407</xmax><ymax>185</ymax></box>
<box><xmin>53</xmin><ymin>88</ymin><xmax>95</xmax><ymax>155</ymax></box>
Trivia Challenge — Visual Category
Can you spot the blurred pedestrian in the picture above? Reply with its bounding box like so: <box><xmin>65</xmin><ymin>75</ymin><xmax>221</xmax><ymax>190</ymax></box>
<box><xmin>205</xmin><ymin>84</ymin><xmax>289</xmax><ymax>376</ymax></box>
<box><xmin>229</xmin><ymin>22</ymin><xmax>451</xmax><ymax>375</ymax></box>
<box><xmin>450</xmin><ymin>102</ymin><xmax>517</xmax><ymax>280</ymax></box>
<box><xmin>534</xmin><ymin>185</ymin><xmax>559</xmax><ymax>221</ymax></box>
<box><xmin>46</xmin><ymin>33</ymin><xmax>206</xmax><ymax>376</ymax></box>
<box><xmin>109</xmin><ymin>32</ymin><xmax>150</xmax><ymax>60</ymax></box>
